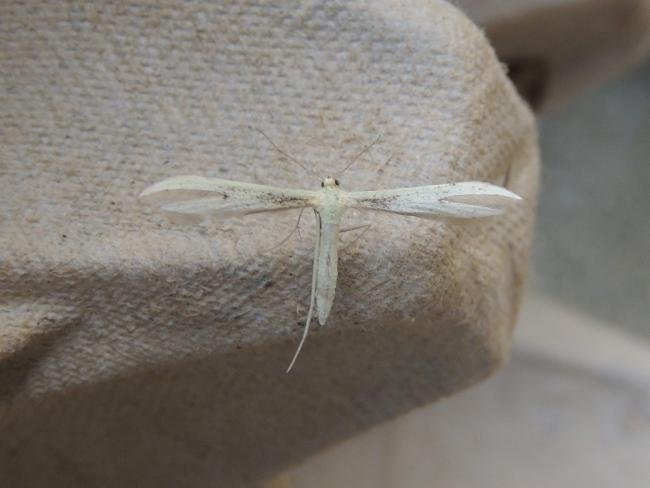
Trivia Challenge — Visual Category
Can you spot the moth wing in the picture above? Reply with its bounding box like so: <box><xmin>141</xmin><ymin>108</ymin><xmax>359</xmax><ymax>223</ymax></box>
<box><xmin>286</xmin><ymin>210</ymin><xmax>321</xmax><ymax>372</ymax></box>
<box><xmin>314</xmin><ymin>218</ymin><xmax>340</xmax><ymax>326</ymax></box>
<box><xmin>347</xmin><ymin>182</ymin><xmax>522</xmax><ymax>219</ymax></box>
<box><xmin>140</xmin><ymin>175</ymin><xmax>317</xmax><ymax>220</ymax></box>
<box><xmin>286</xmin><ymin>210</ymin><xmax>342</xmax><ymax>372</ymax></box>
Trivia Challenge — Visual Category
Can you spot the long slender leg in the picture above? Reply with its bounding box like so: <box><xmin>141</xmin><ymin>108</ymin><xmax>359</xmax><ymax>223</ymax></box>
<box><xmin>260</xmin><ymin>209</ymin><xmax>304</xmax><ymax>253</ymax></box>
<box><xmin>286</xmin><ymin>209</ymin><xmax>321</xmax><ymax>372</ymax></box>
<box><xmin>339</xmin><ymin>223</ymin><xmax>372</xmax><ymax>251</ymax></box>
<box><xmin>502</xmin><ymin>161</ymin><xmax>513</xmax><ymax>189</ymax></box>
<box><xmin>340</xmin><ymin>223</ymin><xmax>371</xmax><ymax>233</ymax></box>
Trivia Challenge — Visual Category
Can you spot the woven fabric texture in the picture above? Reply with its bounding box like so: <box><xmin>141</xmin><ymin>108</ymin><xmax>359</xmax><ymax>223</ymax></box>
<box><xmin>0</xmin><ymin>1</ymin><xmax>538</xmax><ymax>485</ymax></box>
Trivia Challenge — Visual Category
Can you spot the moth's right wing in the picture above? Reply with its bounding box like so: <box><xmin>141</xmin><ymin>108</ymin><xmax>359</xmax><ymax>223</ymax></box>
<box><xmin>140</xmin><ymin>176</ymin><xmax>317</xmax><ymax>219</ymax></box>
<box><xmin>347</xmin><ymin>182</ymin><xmax>522</xmax><ymax>219</ymax></box>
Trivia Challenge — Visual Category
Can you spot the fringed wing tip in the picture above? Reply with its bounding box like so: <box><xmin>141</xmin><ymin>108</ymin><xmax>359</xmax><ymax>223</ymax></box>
<box><xmin>490</xmin><ymin>186</ymin><xmax>523</xmax><ymax>202</ymax></box>
<box><xmin>139</xmin><ymin>185</ymin><xmax>156</xmax><ymax>200</ymax></box>
<box><xmin>139</xmin><ymin>183</ymin><xmax>158</xmax><ymax>199</ymax></box>
<box><xmin>139</xmin><ymin>176</ymin><xmax>197</xmax><ymax>201</ymax></box>
<box><xmin>438</xmin><ymin>182</ymin><xmax>523</xmax><ymax>218</ymax></box>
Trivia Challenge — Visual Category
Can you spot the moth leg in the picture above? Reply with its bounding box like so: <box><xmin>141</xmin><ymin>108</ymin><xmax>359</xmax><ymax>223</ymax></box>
<box><xmin>341</xmin><ymin>223</ymin><xmax>371</xmax><ymax>233</ymax></box>
<box><xmin>339</xmin><ymin>223</ymin><xmax>372</xmax><ymax>251</ymax></box>
<box><xmin>295</xmin><ymin>210</ymin><xmax>304</xmax><ymax>241</ymax></box>
<box><xmin>502</xmin><ymin>160</ymin><xmax>513</xmax><ymax>189</ymax></box>
<box><xmin>260</xmin><ymin>208</ymin><xmax>305</xmax><ymax>253</ymax></box>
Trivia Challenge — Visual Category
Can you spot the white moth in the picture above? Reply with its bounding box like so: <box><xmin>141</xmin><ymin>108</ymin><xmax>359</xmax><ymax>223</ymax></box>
<box><xmin>140</xmin><ymin>173</ymin><xmax>522</xmax><ymax>371</ymax></box>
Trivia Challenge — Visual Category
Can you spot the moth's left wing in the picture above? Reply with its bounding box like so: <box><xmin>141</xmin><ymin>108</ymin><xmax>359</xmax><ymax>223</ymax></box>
<box><xmin>347</xmin><ymin>182</ymin><xmax>521</xmax><ymax>219</ymax></box>
<box><xmin>140</xmin><ymin>176</ymin><xmax>317</xmax><ymax>219</ymax></box>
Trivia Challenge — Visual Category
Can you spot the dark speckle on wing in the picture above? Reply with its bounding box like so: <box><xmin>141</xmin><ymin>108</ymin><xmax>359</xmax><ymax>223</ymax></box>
<box><xmin>262</xmin><ymin>194</ymin><xmax>309</xmax><ymax>206</ymax></box>
<box><xmin>363</xmin><ymin>194</ymin><xmax>399</xmax><ymax>209</ymax></box>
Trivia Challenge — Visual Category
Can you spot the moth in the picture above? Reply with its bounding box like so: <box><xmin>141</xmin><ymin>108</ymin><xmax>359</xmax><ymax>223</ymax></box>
<box><xmin>140</xmin><ymin>173</ymin><xmax>522</xmax><ymax>371</ymax></box>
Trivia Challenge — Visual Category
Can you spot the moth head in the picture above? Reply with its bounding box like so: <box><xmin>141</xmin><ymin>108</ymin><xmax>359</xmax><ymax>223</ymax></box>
<box><xmin>321</xmin><ymin>176</ymin><xmax>340</xmax><ymax>188</ymax></box>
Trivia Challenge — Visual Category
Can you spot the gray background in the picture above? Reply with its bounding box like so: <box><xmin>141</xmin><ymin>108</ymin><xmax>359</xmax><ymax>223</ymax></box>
<box><xmin>534</xmin><ymin>61</ymin><xmax>650</xmax><ymax>341</ymax></box>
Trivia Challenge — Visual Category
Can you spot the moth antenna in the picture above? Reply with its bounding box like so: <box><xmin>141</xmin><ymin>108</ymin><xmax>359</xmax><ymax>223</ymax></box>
<box><xmin>287</xmin><ymin>210</ymin><xmax>321</xmax><ymax>372</ymax></box>
<box><xmin>254</xmin><ymin>128</ymin><xmax>317</xmax><ymax>178</ymax></box>
<box><xmin>377</xmin><ymin>153</ymin><xmax>394</xmax><ymax>175</ymax></box>
<box><xmin>339</xmin><ymin>223</ymin><xmax>372</xmax><ymax>252</ymax></box>
<box><xmin>337</xmin><ymin>134</ymin><xmax>381</xmax><ymax>176</ymax></box>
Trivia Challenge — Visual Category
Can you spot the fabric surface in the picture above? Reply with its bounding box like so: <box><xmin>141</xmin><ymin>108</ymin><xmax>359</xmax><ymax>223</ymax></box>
<box><xmin>288</xmin><ymin>294</ymin><xmax>650</xmax><ymax>487</ymax></box>
<box><xmin>0</xmin><ymin>1</ymin><xmax>538</xmax><ymax>486</ymax></box>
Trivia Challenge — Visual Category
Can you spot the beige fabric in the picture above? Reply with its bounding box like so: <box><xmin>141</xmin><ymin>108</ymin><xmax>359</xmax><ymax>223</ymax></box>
<box><xmin>0</xmin><ymin>1</ymin><xmax>538</xmax><ymax>486</ymax></box>
<box><xmin>454</xmin><ymin>0</ymin><xmax>650</xmax><ymax>108</ymax></box>
<box><xmin>288</xmin><ymin>294</ymin><xmax>650</xmax><ymax>487</ymax></box>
